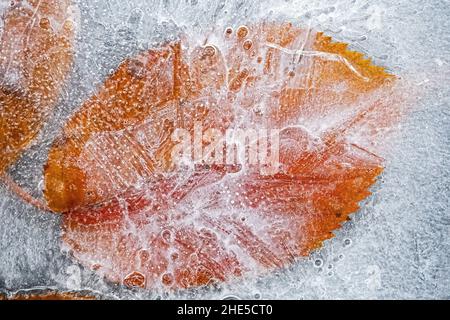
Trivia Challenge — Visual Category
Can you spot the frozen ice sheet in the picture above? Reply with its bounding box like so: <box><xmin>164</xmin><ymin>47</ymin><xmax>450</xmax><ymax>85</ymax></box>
<box><xmin>0</xmin><ymin>0</ymin><xmax>449</xmax><ymax>299</ymax></box>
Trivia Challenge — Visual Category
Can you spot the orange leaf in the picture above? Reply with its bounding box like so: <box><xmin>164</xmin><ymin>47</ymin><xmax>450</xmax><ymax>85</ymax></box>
<box><xmin>44</xmin><ymin>22</ymin><xmax>404</xmax><ymax>289</ymax></box>
<box><xmin>0</xmin><ymin>0</ymin><xmax>75</xmax><ymax>173</ymax></box>
<box><xmin>0</xmin><ymin>290</ymin><xmax>95</xmax><ymax>300</ymax></box>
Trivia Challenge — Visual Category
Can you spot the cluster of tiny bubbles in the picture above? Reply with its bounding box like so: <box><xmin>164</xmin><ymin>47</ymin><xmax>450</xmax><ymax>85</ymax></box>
<box><xmin>327</xmin><ymin>263</ymin><xmax>334</xmax><ymax>277</ymax></box>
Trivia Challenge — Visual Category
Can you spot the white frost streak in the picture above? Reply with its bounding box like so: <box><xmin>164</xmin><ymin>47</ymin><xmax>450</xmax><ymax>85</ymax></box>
<box><xmin>265</xmin><ymin>42</ymin><xmax>370</xmax><ymax>82</ymax></box>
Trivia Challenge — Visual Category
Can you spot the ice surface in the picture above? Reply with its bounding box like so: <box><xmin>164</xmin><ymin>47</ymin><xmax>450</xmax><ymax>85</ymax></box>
<box><xmin>0</xmin><ymin>0</ymin><xmax>449</xmax><ymax>299</ymax></box>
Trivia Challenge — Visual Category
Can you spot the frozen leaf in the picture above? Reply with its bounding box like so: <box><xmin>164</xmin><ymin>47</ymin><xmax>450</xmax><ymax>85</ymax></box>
<box><xmin>0</xmin><ymin>289</ymin><xmax>96</xmax><ymax>300</ymax></box>
<box><xmin>43</xmin><ymin>22</ymin><xmax>404</xmax><ymax>289</ymax></box>
<box><xmin>0</xmin><ymin>0</ymin><xmax>75</xmax><ymax>173</ymax></box>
